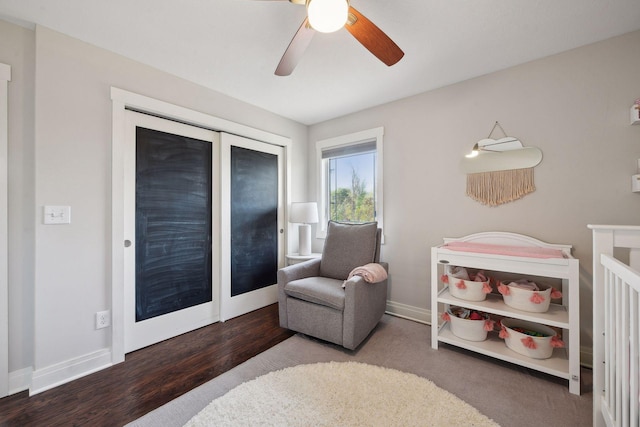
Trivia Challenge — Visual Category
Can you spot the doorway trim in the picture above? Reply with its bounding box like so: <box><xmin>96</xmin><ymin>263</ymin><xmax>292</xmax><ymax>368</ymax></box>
<box><xmin>0</xmin><ymin>63</ymin><xmax>11</xmax><ymax>398</ymax></box>
<box><xmin>110</xmin><ymin>88</ymin><xmax>291</xmax><ymax>364</ymax></box>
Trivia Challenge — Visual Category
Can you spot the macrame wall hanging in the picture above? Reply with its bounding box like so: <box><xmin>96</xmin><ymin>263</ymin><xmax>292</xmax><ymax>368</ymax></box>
<box><xmin>460</xmin><ymin>122</ymin><xmax>542</xmax><ymax>207</ymax></box>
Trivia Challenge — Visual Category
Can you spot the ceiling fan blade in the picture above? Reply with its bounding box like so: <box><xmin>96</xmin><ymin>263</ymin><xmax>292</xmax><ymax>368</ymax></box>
<box><xmin>275</xmin><ymin>18</ymin><xmax>315</xmax><ymax>76</ymax></box>
<box><xmin>344</xmin><ymin>6</ymin><xmax>404</xmax><ymax>67</ymax></box>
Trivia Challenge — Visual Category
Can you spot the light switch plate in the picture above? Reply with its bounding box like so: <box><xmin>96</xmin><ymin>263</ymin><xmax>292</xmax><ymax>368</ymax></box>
<box><xmin>44</xmin><ymin>205</ymin><xmax>71</xmax><ymax>224</ymax></box>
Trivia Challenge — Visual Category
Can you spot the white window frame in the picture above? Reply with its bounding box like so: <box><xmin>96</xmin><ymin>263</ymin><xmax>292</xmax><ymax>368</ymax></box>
<box><xmin>315</xmin><ymin>127</ymin><xmax>384</xmax><ymax>240</ymax></box>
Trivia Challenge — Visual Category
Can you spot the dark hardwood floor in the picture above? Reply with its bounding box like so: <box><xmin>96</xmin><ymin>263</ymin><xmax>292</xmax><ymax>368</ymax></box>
<box><xmin>0</xmin><ymin>303</ymin><xmax>294</xmax><ymax>427</ymax></box>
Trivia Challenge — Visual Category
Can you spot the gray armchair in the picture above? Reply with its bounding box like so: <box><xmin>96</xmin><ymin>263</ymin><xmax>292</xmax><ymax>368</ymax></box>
<box><xmin>277</xmin><ymin>221</ymin><xmax>388</xmax><ymax>350</ymax></box>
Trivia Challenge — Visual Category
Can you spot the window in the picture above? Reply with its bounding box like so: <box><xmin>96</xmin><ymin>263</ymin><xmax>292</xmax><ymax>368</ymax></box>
<box><xmin>316</xmin><ymin>127</ymin><xmax>384</xmax><ymax>239</ymax></box>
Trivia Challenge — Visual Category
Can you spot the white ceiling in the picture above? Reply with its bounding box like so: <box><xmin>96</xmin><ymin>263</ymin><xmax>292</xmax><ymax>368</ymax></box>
<box><xmin>1</xmin><ymin>0</ymin><xmax>640</xmax><ymax>125</ymax></box>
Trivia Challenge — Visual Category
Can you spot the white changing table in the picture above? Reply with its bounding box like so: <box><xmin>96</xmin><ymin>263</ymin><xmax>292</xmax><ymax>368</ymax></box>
<box><xmin>431</xmin><ymin>231</ymin><xmax>581</xmax><ymax>395</ymax></box>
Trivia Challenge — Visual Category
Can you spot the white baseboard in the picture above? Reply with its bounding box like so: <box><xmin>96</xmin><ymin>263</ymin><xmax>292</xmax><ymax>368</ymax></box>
<box><xmin>30</xmin><ymin>348</ymin><xmax>112</xmax><ymax>395</ymax></box>
<box><xmin>19</xmin><ymin>304</ymin><xmax>595</xmax><ymax>394</ymax></box>
<box><xmin>385</xmin><ymin>300</ymin><xmax>430</xmax><ymax>324</ymax></box>
<box><xmin>9</xmin><ymin>366</ymin><xmax>32</xmax><ymax>395</ymax></box>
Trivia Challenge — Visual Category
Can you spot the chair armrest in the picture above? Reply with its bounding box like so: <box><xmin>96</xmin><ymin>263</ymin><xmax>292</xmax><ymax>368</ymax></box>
<box><xmin>342</xmin><ymin>261</ymin><xmax>389</xmax><ymax>286</ymax></box>
<box><xmin>342</xmin><ymin>266</ymin><xmax>389</xmax><ymax>350</ymax></box>
<box><xmin>277</xmin><ymin>258</ymin><xmax>322</xmax><ymax>328</ymax></box>
<box><xmin>379</xmin><ymin>261</ymin><xmax>389</xmax><ymax>275</ymax></box>
<box><xmin>278</xmin><ymin>258</ymin><xmax>322</xmax><ymax>284</ymax></box>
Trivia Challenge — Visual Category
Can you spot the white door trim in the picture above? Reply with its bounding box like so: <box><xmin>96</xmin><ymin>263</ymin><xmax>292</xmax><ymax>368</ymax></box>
<box><xmin>0</xmin><ymin>63</ymin><xmax>11</xmax><ymax>398</ymax></box>
<box><xmin>111</xmin><ymin>88</ymin><xmax>291</xmax><ymax>363</ymax></box>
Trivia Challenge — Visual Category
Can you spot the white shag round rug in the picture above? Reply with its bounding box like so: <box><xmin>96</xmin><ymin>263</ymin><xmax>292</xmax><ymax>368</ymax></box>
<box><xmin>184</xmin><ymin>361</ymin><xmax>499</xmax><ymax>427</ymax></box>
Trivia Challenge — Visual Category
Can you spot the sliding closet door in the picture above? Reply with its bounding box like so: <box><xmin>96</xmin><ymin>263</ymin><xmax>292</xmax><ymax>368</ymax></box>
<box><xmin>220</xmin><ymin>133</ymin><xmax>284</xmax><ymax>321</ymax></box>
<box><xmin>124</xmin><ymin>110</ymin><xmax>220</xmax><ymax>352</ymax></box>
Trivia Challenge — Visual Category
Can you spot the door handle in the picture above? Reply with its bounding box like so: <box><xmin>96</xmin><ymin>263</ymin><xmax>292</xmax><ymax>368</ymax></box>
<box><xmin>124</xmin><ymin>239</ymin><xmax>132</xmax><ymax>247</ymax></box>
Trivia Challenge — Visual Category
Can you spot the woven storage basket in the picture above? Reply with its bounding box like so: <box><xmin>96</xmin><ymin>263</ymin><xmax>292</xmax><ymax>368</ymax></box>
<box><xmin>500</xmin><ymin>318</ymin><xmax>559</xmax><ymax>359</ymax></box>
<box><xmin>499</xmin><ymin>282</ymin><xmax>555</xmax><ymax>313</ymax></box>
<box><xmin>446</xmin><ymin>308</ymin><xmax>491</xmax><ymax>342</ymax></box>
<box><xmin>446</xmin><ymin>274</ymin><xmax>490</xmax><ymax>302</ymax></box>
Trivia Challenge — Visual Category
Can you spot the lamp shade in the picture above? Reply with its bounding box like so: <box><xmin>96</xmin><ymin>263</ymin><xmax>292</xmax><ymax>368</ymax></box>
<box><xmin>290</xmin><ymin>202</ymin><xmax>319</xmax><ymax>224</ymax></box>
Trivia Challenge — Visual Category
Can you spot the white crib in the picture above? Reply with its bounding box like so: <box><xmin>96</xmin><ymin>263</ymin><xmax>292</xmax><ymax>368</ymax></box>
<box><xmin>590</xmin><ymin>225</ymin><xmax>640</xmax><ymax>427</ymax></box>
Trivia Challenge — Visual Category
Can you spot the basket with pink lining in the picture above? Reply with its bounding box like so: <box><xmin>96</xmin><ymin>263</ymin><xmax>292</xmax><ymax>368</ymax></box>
<box><xmin>497</xmin><ymin>279</ymin><xmax>562</xmax><ymax>313</ymax></box>
<box><xmin>441</xmin><ymin>266</ymin><xmax>493</xmax><ymax>302</ymax></box>
<box><xmin>499</xmin><ymin>318</ymin><xmax>564</xmax><ymax>359</ymax></box>
<box><xmin>441</xmin><ymin>307</ymin><xmax>495</xmax><ymax>342</ymax></box>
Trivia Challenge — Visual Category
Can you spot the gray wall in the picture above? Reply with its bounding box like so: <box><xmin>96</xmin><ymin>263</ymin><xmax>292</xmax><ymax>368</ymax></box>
<box><xmin>2</xmin><ymin>21</ymin><xmax>308</xmax><ymax>387</ymax></box>
<box><xmin>308</xmin><ymin>30</ymin><xmax>640</xmax><ymax>355</ymax></box>
<box><xmin>2</xmin><ymin>15</ymin><xmax>640</xmax><ymax>391</ymax></box>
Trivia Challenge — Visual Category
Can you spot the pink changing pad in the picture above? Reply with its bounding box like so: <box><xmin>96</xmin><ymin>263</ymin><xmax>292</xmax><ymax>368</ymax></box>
<box><xmin>443</xmin><ymin>241</ymin><xmax>566</xmax><ymax>259</ymax></box>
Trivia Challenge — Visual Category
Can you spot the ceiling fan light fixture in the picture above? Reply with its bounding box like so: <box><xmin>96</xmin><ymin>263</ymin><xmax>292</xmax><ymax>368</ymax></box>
<box><xmin>307</xmin><ymin>0</ymin><xmax>349</xmax><ymax>33</ymax></box>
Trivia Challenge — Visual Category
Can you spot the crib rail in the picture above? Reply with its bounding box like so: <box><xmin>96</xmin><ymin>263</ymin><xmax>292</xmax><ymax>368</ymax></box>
<box><xmin>600</xmin><ymin>254</ymin><xmax>640</xmax><ymax>427</ymax></box>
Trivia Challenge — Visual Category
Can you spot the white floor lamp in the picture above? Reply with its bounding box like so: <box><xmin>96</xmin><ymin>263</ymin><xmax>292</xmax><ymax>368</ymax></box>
<box><xmin>290</xmin><ymin>202</ymin><xmax>319</xmax><ymax>256</ymax></box>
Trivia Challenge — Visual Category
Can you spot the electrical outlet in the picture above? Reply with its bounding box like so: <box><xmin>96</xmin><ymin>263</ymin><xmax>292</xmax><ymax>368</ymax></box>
<box><xmin>96</xmin><ymin>310</ymin><xmax>110</xmax><ymax>329</ymax></box>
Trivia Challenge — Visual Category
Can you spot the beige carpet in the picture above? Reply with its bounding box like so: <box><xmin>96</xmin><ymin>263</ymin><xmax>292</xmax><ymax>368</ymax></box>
<box><xmin>183</xmin><ymin>361</ymin><xmax>499</xmax><ymax>427</ymax></box>
<box><xmin>128</xmin><ymin>314</ymin><xmax>592</xmax><ymax>427</ymax></box>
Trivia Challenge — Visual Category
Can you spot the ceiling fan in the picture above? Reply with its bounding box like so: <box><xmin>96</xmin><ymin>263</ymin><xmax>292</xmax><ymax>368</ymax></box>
<box><xmin>263</xmin><ymin>0</ymin><xmax>404</xmax><ymax>76</ymax></box>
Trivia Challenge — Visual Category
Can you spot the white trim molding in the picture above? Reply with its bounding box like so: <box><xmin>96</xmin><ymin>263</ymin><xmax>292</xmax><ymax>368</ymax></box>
<box><xmin>30</xmin><ymin>349</ymin><xmax>111</xmax><ymax>395</ymax></box>
<box><xmin>9</xmin><ymin>366</ymin><xmax>32</xmax><ymax>395</ymax></box>
<box><xmin>385</xmin><ymin>300</ymin><xmax>430</xmax><ymax>324</ymax></box>
<box><xmin>0</xmin><ymin>62</ymin><xmax>11</xmax><ymax>398</ymax></box>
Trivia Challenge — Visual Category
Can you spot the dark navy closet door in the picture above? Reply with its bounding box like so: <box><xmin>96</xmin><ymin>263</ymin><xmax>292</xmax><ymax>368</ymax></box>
<box><xmin>135</xmin><ymin>126</ymin><xmax>212</xmax><ymax>321</ymax></box>
<box><xmin>229</xmin><ymin>145</ymin><xmax>278</xmax><ymax>296</ymax></box>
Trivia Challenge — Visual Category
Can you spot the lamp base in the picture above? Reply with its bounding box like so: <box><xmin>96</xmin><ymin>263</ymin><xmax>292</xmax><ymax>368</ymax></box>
<box><xmin>298</xmin><ymin>224</ymin><xmax>312</xmax><ymax>256</ymax></box>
